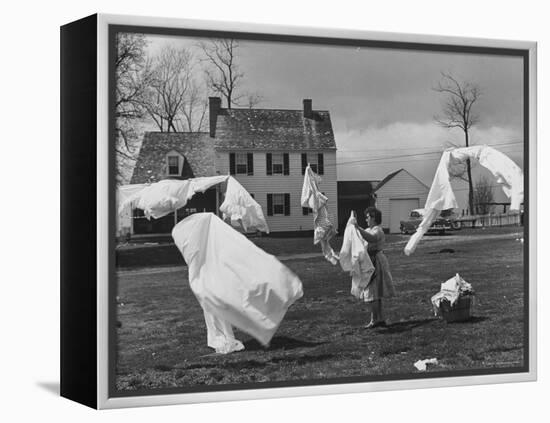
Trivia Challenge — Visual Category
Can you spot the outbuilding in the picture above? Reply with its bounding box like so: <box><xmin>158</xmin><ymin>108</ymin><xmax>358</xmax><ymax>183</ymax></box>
<box><xmin>374</xmin><ymin>169</ymin><xmax>429</xmax><ymax>233</ymax></box>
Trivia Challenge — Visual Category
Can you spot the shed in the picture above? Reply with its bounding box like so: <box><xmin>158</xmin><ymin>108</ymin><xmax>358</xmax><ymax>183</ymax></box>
<box><xmin>374</xmin><ymin>169</ymin><xmax>429</xmax><ymax>233</ymax></box>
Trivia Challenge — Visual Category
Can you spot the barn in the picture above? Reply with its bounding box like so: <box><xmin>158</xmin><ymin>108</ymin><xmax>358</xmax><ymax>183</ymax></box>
<box><xmin>374</xmin><ymin>169</ymin><xmax>429</xmax><ymax>233</ymax></box>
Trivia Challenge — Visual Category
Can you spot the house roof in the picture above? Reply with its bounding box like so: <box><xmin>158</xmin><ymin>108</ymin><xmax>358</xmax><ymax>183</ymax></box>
<box><xmin>130</xmin><ymin>132</ymin><xmax>216</xmax><ymax>184</ymax></box>
<box><xmin>213</xmin><ymin>108</ymin><xmax>337</xmax><ymax>151</ymax></box>
<box><xmin>375</xmin><ymin>168</ymin><xmax>430</xmax><ymax>192</ymax></box>
<box><xmin>374</xmin><ymin>169</ymin><xmax>404</xmax><ymax>191</ymax></box>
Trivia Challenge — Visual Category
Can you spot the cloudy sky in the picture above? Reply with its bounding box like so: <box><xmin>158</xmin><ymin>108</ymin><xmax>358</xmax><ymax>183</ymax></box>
<box><xmin>144</xmin><ymin>34</ymin><xmax>525</xmax><ymax>204</ymax></box>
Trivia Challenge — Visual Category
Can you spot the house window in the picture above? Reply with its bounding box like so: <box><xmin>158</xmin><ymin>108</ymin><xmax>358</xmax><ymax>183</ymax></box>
<box><xmin>165</xmin><ymin>151</ymin><xmax>185</xmax><ymax>177</ymax></box>
<box><xmin>272</xmin><ymin>154</ymin><xmax>283</xmax><ymax>174</ymax></box>
<box><xmin>236</xmin><ymin>153</ymin><xmax>248</xmax><ymax>174</ymax></box>
<box><xmin>273</xmin><ymin>194</ymin><xmax>285</xmax><ymax>215</ymax></box>
<box><xmin>267</xmin><ymin>193</ymin><xmax>291</xmax><ymax>216</ymax></box>
<box><xmin>230</xmin><ymin>152</ymin><xmax>254</xmax><ymax>175</ymax></box>
<box><xmin>309</xmin><ymin>154</ymin><xmax>318</xmax><ymax>174</ymax></box>
<box><xmin>167</xmin><ymin>156</ymin><xmax>180</xmax><ymax>175</ymax></box>
<box><xmin>266</xmin><ymin>152</ymin><xmax>289</xmax><ymax>175</ymax></box>
<box><xmin>301</xmin><ymin>153</ymin><xmax>324</xmax><ymax>175</ymax></box>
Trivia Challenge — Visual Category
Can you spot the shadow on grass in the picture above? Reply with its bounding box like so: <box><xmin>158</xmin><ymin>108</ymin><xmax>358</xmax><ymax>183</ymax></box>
<box><xmin>243</xmin><ymin>336</ymin><xmax>326</xmax><ymax>351</ymax></box>
<box><xmin>377</xmin><ymin>315</ymin><xmax>488</xmax><ymax>334</ymax></box>
<box><xmin>445</xmin><ymin>316</ymin><xmax>488</xmax><ymax>324</ymax></box>
<box><xmin>377</xmin><ymin>318</ymin><xmax>437</xmax><ymax>334</ymax></box>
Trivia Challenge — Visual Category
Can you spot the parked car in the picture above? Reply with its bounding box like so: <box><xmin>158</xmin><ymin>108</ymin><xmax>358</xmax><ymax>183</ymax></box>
<box><xmin>440</xmin><ymin>209</ymin><xmax>462</xmax><ymax>230</ymax></box>
<box><xmin>400</xmin><ymin>208</ymin><xmax>453</xmax><ymax>235</ymax></box>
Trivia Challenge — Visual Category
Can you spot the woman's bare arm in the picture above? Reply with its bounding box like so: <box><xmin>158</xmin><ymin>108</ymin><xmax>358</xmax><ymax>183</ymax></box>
<box><xmin>356</xmin><ymin>226</ymin><xmax>378</xmax><ymax>243</ymax></box>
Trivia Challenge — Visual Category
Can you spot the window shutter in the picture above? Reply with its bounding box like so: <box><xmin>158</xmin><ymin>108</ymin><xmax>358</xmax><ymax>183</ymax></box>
<box><xmin>302</xmin><ymin>207</ymin><xmax>309</xmax><ymax>216</ymax></box>
<box><xmin>318</xmin><ymin>153</ymin><xmax>324</xmax><ymax>175</ymax></box>
<box><xmin>229</xmin><ymin>153</ymin><xmax>235</xmax><ymax>175</ymax></box>
<box><xmin>283</xmin><ymin>153</ymin><xmax>289</xmax><ymax>175</ymax></box>
<box><xmin>284</xmin><ymin>193</ymin><xmax>291</xmax><ymax>216</ymax></box>
<box><xmin>247</xmin><ymin>153</ymin><xmax>254</xmax><ymax>175</ymax></box>
<box><xmin>301</xmin><ymin>153</ymin><xmax>307</xmax><ymax>175</ymax></box>
<box><xmin>267</xmin><ymin>194</ymin><xmax>273</xmax><ymax>216</ymax></box>
<box><xmin>266</xmin><ymin>153</ymin><xmax>272</xmax><ymax>175</ymax></box>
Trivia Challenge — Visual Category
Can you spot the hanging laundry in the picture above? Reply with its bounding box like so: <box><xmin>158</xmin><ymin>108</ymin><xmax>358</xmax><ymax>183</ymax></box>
<box><xmin>117</xmin><ymin>175</ymin><xmax>269</xmax><ymax>233</ymax></box>
<box><xmin>339</xmin><ymin>211</ymin><xmax>375</xmax><ymax>299</ymax></box>
<box><xmin>172</xmin><ymin>213</ymin><xmax>303</xmax><ymax>352</ymax></box>
<box><xmin>301</xmin><ymin>165</ymin><xmax>339</xmax><ymax>264</ymax></box>
<box><xmin>116</xmin><ymin>183</ymin><xmax>148</xmax><ymax>236</ymax></box>
<box><xmin>119</xmin><ymin>175</ymin><xmax>229</xmax><ymax>219</ymax></box>
<box><xmin>460</xmin><ymin>145</ymin><xmax>523</xmax><ymax>210</ymax></box>
<box><xmin>220</xmin><ymin>176</ymin><xmax>270</xmax><ymax>233</ymax></box>
<box><xmin>404</xmin><ymin>145</ymin><xmax>523</xmax><ymax>255</ymax></box>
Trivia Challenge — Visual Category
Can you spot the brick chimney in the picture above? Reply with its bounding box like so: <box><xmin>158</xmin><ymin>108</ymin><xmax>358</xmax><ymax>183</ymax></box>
<box><xmin>209</xmin><ymin>97</ymin><xmax>222</xmax><ymax>137</ymax></box>
<box><xmin>303</xmin><ymin>99</ymin><xmax>313</xmax><ymax>119</ymax></box>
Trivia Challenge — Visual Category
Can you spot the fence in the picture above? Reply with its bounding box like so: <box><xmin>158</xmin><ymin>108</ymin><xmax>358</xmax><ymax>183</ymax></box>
<box><xmin>458</xmin><ymin>212</ymin><xmax>522</xmax><ymax>228</ymax></box>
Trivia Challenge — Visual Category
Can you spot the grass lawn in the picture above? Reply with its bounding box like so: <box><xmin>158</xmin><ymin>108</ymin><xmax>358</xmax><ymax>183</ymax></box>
<box><xmin>115</xmin><ymin>226</ymin><xmax>522</xmax><ymax>268</ymax></box>
<box><xmin>115</xmin><ymin>226</ymin><xmax>525</xmax><ymax>391</ymax></box>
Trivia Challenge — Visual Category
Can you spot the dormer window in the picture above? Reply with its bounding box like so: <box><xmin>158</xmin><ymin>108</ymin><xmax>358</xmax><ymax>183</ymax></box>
<box><xmin>168</xmin><ymin>156</ymin><xmax>179</xmax><ymax>175</ymax></box>
<box><xmin>165</xmin><ymin>151</ymin><xmax>185</xmax><ymax>177</ymax></box>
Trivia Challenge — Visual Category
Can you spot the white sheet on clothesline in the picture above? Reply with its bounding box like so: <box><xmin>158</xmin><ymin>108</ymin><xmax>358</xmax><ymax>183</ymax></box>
<box><xmin>117</xmin><ymin>175</ymin><xmax>270</xmax><ymax>233</ymax></box>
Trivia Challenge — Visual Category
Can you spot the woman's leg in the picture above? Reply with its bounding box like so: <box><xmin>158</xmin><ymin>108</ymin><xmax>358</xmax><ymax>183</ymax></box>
<box><xmin>365</xmin><ymin>302</ymin><xmax>375</xmax><ymax>326</ymax></box>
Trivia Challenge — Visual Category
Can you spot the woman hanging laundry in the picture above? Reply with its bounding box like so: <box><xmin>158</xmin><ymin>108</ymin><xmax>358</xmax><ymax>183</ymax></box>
<box><xmin>354</xmin><ymin>207</ymin><xmax>396</xmax><ymax>328</ymax></box>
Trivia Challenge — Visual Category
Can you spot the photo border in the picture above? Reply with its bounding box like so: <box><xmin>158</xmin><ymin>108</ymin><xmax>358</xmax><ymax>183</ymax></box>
<box><xmin>97</xmin><ymin>13</ymin><xmax>537</xmax><ymax>409</ymax></box>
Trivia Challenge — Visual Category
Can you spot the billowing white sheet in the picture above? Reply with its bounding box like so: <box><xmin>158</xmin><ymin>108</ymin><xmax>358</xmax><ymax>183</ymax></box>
<box><xmin>404</xmin><ymin>145</ymin><xmax>523</xmax><ymax>255</ymax></box>
<box><xmin>220</xmin><ymin>177</ymin><xmax>270</xmax><ymax>233</ymax></box>
<box><xmin>119</xmin><ymin>175</ymin><xmax>229</xmax><ymax>219</ymax></box>
<box><xmin>339</xmin><ymin>212</ymin><xmax>375</xmax><ymax>299</ymax></box>
<box><xmin>117</xmin><ymin>175</ymin><xmax>270</xmax><ymax>233</ymax></box>
<box><xmin>172</xmin><ymin>213</ymin><xmax>303</xmax><ymax>350</ymax></box>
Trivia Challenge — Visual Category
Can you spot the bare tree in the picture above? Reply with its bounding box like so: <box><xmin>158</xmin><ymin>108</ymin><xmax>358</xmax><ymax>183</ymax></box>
<box><xmin>473</xmin><ymin>176</ymin><xmax>495</xmax><ymax>215</ymax></box>
<box><xmin>115</xmin><ymin>33</ymin><xmax>151</xmax><ymax>183</ymax></box>
<box><xmin>434</xmin><ymin>72</ymin><xmax>481</xmax><ymax>215</ymax></box>
<box><xmin>199</xmin><ymin>39</ymin><xmax>244</xmax><ymax>108</ymax></box>
<box><xmin>179</xmin><ymin>81</ymin><xmax>208</xmax><ymax>132</ymax></box>
<box><xmin>141</xmin><ymin>46</ymin><xmax>207</xmax><ymax>132</ymax></box>
<box><xmin>242</xmin><ymin>91</ymin><xmax>263</xmax><ymax>109</ymax></box>
<box><xmin>142</xmin><ymin>46</ymin><xmax>192</xmax><ymax>132</ymax></box>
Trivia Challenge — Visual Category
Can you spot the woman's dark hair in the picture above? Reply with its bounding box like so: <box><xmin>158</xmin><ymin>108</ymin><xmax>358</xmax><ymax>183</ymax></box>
<box><xmin>365</xmin><ymin>207</ymin><xmax>382</xmax><ymax>224</ymax></box>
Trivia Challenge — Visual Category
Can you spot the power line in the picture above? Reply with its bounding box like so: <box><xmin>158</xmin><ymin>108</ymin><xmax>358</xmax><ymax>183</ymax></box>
<box><xmin>338</xmin><ymin>141</ymin><xmax>523</xmax><ymax>153</ymax></box>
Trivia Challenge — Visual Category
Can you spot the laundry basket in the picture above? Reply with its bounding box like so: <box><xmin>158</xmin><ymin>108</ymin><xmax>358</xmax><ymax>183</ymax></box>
<box><xmin>439</xmin><ymin>294</ymin><xmax>474</xmax><ymax>322</ymax></box>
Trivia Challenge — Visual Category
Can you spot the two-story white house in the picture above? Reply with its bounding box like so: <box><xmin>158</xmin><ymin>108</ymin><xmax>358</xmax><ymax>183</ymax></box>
<box><xmin>129</xmin><ymin>97</ymin><xmax>338</xmax><ymax>236</ymax></box>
